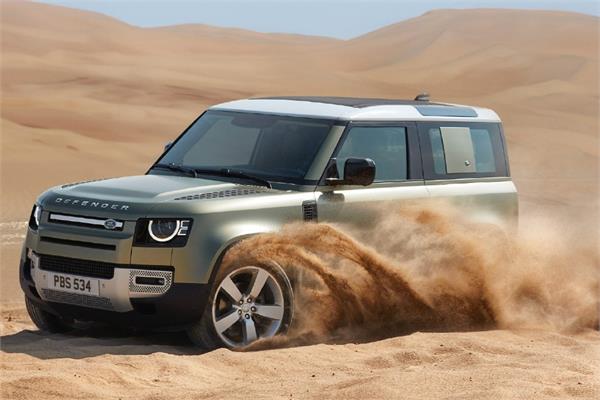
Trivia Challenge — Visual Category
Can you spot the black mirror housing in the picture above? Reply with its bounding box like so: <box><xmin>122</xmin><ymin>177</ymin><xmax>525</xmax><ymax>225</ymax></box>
<box><xmin>343</xmin><ymin>158</ymin><xmax>376</xmax><ymax>186</ymax></box>
<box><xmin>164</xmin><ymin>141</ymin><xmax>173</xmax><ymax>152</ymax></box>
<box><xmin>326</xmin><ymin>158</ymin><xmax>375</xmax><ymax>186</ymax></box>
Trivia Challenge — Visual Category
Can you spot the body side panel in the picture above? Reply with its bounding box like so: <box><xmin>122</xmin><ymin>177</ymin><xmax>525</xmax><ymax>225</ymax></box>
<box><xmin>165</xmin><ymin>192</ymin><xmax>317</xmax><ymax>283</ymax></box>
<box><xmin>425</xmin><ymin>178</ymin><xmax>518</xmax><ymax>228</ymax></box>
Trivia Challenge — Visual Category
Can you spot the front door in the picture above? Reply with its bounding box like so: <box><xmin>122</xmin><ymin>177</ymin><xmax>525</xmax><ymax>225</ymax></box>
<box><xmin>315</xmin><ymin>122</ymin><xmax>428</xmax><ymax>226</ymax></box>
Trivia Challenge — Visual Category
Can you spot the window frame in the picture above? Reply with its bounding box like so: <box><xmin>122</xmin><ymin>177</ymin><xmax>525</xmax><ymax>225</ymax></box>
<box><xmin>320</xmin><ymin>121</ymin><xmax>422</xmax><ymax>185</ymax></box>
<box><xmin>417</xmin><ymin>121</ymin><xmax>509</xmax><ymax>180</ymax></box>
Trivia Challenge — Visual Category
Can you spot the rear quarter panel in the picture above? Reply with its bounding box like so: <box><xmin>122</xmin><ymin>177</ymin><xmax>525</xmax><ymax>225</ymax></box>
<box><xmin>425</xmin><ymin>178</ymin><xmax>519</xmax><ymax>228</ymax></box>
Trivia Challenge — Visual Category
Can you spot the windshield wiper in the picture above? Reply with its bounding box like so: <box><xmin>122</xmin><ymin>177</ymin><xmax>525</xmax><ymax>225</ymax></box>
<box><xmin>152</xmin><ymin>163</ymin><xmax>198</xmax><ymax>178</ymax></box>
<box><xmin>193</xmin><ymin>168</ymin><xmax>272</xmax><ymax>189</ymax></box>
<box><xmin>153</xmin><ymin>164</ymin><xmax>272</xmax><ymax>188</ymax></box>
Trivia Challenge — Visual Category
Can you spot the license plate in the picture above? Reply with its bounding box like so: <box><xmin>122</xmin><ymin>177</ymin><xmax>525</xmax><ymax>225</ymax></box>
<box><xmin>48</xmin><ymin>272</ymin><xmax>100</xmax><ymax>296</ymax></box>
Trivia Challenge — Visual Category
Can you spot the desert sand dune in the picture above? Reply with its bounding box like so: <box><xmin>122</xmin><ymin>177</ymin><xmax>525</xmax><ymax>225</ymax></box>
<box><xmin>0</xmin><ymin>1</ymin><xmax>598</xmax><ymax>399</ymax></box>
<box><xmin>1</xmin><ymin>1</ymin><xmax>597</xmax><ymax>222</ymax></box>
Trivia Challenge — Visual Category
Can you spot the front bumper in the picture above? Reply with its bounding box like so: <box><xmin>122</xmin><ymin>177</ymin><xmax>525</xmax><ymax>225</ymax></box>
<box><xmin>20</xmin><ymin>254</ymin><xmax>211</xmax><ymax>328</ymax></box>
<box><xmin>29</xmin><ymin>250</ymin><xmax>174</xmax><ymax>312</ymax></box>
<box><xmin>20</xmin><ymin>209</ymin><xmax>211</xmax><ymax>328</ymax></box>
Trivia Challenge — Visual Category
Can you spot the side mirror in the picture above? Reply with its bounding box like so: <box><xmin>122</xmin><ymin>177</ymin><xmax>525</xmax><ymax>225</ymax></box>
<box><xmin>326</xmin><ymin>158</ymin><xmax>376</xmax><ymax>186</ymax></box>
<box><xmin>343</xmin><ymin>158</ymin><xmax>376</xmax><ymax>186</ymax></box>
<box><xmin>164</xmin><ymin>141</ymin><xmax>173</xmax><ymax>152</ymax></box>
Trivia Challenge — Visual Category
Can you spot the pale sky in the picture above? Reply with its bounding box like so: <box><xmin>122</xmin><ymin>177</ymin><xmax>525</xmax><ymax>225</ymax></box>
<box><xmin>36</xmin><ymin>0</ymin><xmax>600</xmax><ymax>39</ymax></box>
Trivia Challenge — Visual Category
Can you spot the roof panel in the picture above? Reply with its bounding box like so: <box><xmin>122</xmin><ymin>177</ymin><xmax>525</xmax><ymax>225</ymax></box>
<box><xmin>210</xmin><ymin>98</ymin><xmax>501</xmax><ymax>122</ymax></box>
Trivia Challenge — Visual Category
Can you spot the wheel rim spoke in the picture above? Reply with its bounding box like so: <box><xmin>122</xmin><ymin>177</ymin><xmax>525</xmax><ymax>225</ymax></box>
<box><xmin>254</xmin><ymin>304</ymin><xmax>284</xmax><ymax>320</ymax></box>
<box><xmin>249</xmin><ymin>268</ymin><xmax>269</xmax><ymax>299</ymax></box>
<box><xmin>220</xmin><ymin>276</ymin><xmax>243</xmax><ymax>303</ymax></box>
<box><xmin>213</xmin><ymin>266</ymin><xmax>287</xmax><ymax>348</ymax></box>
<box><xmin>215</xmin><ymin>310</ymin><xmax>240</xmax><ymax>333</ymax></box>
<box><xmin>242</xmin><ymin>317</ymin><xmax>258</xmax><ymax>344</ymax></box>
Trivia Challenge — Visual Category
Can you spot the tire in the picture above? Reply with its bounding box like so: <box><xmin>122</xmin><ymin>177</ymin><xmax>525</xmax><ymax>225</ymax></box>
<box><xmin>25</xmin><ymin>296</ymin><xmax>72</xmax><ymax>333</ymax></box>
<box><xmin>187</xmin><ymin>262</ymin><xmax>294</xmax><ymax>350</ymax></box>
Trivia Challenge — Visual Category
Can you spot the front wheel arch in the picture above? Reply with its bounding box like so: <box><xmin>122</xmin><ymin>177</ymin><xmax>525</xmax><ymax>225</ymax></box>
<box><xmin>207</xmin><ymin>233</ymin><xmax>302</xmax><ymax>302</ymax></box>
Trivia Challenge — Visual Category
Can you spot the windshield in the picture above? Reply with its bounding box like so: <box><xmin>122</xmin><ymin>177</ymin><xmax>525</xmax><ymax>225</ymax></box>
<box><xmin>154</xmin><ymin>111</ymin><xmax>335</xmax><ymax>184</ymax></box>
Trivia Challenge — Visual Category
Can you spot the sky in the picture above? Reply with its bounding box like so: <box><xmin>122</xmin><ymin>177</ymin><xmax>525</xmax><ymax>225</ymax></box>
<box><xmin>36</xmin><ymin>0</ymin><xmax>600</xmax><ymax>39</ymax></box>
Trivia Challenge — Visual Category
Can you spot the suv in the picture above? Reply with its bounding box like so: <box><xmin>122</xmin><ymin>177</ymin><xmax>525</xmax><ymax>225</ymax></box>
<box><xmin>20</xmin><ymin>96</ymin><xmax>517</xmax><ymax>348</ymax></box>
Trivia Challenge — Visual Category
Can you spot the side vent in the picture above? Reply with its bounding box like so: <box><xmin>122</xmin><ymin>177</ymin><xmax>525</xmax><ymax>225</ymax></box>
<box><xmin>302</xmin><ymin>200</ymin><xmax>318</xmax><ymax>222</ymax></box>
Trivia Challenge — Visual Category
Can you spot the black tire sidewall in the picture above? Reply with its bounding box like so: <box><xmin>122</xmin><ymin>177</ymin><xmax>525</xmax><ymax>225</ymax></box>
<box><xmin>25</xmin><ymin>296</ymin><xmax>71</xmax><ymax>333</ymax></box>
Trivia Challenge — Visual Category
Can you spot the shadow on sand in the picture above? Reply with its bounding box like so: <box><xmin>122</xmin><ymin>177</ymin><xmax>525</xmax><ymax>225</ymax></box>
<box><xmin>0</xmin><ymin>327</ymin><xmax>204</xmax><ymax>360</ymax></box>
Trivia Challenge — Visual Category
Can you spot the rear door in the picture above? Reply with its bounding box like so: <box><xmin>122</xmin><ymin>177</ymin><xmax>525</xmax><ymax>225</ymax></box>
<box><xmin>315</xmin><ymin>122</ymin><xmax>428</xmax><ymax>225</ymax></box>
<box><xmin>417</xmin><ymin>121</ymin><xmax>518</xmax><ymax>226</ymax></box>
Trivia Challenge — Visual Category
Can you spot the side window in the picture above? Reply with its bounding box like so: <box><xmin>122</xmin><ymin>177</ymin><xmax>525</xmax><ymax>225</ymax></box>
<box><xmin>471</xmin><ymin>129</ymin><xmax>496</xmax><ymax>173</ymax></box>
<box><xmin>428</xmin><ymin>128</ymin><xmax>446</xmax><ymax>174</ymax></box>
<box><xmin>424</xmin><ymin>123</ymin><xmax>504</xmax><ymax>177</ymax></box>
<box><xmin>336</xmin><ymin>126</ymin><xmax>407</xmax><ymax>181</ymax></box>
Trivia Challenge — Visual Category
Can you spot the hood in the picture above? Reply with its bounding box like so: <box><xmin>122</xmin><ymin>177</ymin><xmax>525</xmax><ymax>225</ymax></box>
<box><xmin>39</xmin><ymin>175</ymin><xmax>275</xmax><ymax>218</ymax></box>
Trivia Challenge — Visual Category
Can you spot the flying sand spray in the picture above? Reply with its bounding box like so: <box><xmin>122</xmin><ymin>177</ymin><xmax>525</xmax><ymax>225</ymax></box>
<box><xmin>219</xmin><ymin>202</ymin><xmax>599</xmax><ymax>349</ymax></box>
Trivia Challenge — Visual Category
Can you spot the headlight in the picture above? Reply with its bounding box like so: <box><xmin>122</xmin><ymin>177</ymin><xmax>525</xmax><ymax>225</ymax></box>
<box><xmin>29</xmin><ymin>204</ymin><xmax>42</xmax><ymax>230</ymax></box>
<box><xmin>149</xmin><ymin>220</ymin><xmax>181</xmax><ymax>242</ymax></box>
<box><xmin>133</xmin><ymin>218</ymin><xmax>192</xmax><ymax>247</ymax></box>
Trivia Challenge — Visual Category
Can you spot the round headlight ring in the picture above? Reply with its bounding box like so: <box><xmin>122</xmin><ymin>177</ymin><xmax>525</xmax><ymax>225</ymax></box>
<box><xmin>34</xmin><ymin>205</ymin><xmax>42</xmax><ymax>227</ymax></box>
<box><xmin>148</xmin><ymin>219</ymin><xmax>180</xmax><ymax>243</ymax></box>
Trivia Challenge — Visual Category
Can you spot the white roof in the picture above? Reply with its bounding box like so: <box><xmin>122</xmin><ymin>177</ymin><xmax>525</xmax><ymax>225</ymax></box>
<box><xmin>210</xmin><ymin>99</ymin><xmax>501</xmax><ymax>122</ymax></box>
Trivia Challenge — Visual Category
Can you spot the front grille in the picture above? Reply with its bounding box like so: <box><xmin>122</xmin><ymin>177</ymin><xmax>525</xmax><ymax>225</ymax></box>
<box><xmin>39</xmin><ymin>255</ymin><xmax>115</xmax><ymax>279</ymax></box>
<box><xmin>48</xmin><ymin>212</ymin><xmax>124</xmax><ymax>231</ymax></box>
<box><xmin>41</xmin><ymin>289</ymin><xmax>113</xmax><ymax>310</ymax></box>
<box><xmin>40</xmin><ymin>236</ymin><xmax>116</xmax><ymax>251</ymax></box>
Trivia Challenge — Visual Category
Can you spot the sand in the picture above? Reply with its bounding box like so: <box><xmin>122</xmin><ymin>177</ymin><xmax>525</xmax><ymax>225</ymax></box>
<box><xmin>1</xmin><ymin>304</ymin><xmax>599</xmax><ymax>400</ymax></box>
<box><xmin>0</xmin><ymin>1</ymin><xmax>599</xmax><ymax>399</ymax></box>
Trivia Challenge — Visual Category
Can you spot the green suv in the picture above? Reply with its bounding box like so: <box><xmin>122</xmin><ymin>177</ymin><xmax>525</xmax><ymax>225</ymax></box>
<box><xmin>20</xmin><ymin>96</ymin><xmax>518</xmax><ymax>348</ymax></box>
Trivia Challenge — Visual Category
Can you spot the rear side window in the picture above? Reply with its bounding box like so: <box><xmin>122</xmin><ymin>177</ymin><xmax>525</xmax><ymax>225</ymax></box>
<box><xmin>419</xmin><ymin>122</ymin><xmax>508</xmax><ymax>179</ymax></box>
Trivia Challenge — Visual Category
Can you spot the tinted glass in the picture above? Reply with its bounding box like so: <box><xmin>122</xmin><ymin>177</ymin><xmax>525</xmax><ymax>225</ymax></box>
<box><xmin>423</xmin><ymin>122</ymin><xmax>506</xmax><ymax>178</ymax></box>
<box><xmin>336</xmin><ymin>126</ymin><xmax>407</xmax><ymax>181</ymax></box>
<box><xmin>429</xmin><ymin>128</ymin><xmax>446</xmax><ymax>174</ymax></box>
<box><xmin>158</xmin><ymin>111</ymin><xmax>334</xmax><ymax>183</ymax></box>
<box><xmin>428</xmin><ymin>126</ymin><xmax>497</xmax><ymax>174</ymax></box>
<box><xmin>415</xmin><ymin>105</ymin><xmax>478</xmax><ymax>117</ymax></box>
<box><xmin>471</xmin><ymin>129</ymin><xmax>496</xmax><ymax>173</ymax></box>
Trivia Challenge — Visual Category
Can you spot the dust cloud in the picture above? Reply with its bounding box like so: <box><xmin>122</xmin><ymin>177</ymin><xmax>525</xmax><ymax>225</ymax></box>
<box><xmin>220</xmin><ymin>202</ymin><xmax>599</xmax><ymax>349</ymax></box>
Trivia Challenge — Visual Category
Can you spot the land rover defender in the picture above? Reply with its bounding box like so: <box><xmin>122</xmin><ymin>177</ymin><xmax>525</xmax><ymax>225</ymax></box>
<box><xmin>20</xmin><ymin>96</ymin><xmax>517</xmax><ymax>348</ymax></box>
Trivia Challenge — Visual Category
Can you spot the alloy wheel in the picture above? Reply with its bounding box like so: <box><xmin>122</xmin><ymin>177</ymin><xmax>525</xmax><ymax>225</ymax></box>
<box><xmin>211</xmin><ymin>266</ymin><xmax>285</xmax><ymax>347</ymax></box>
